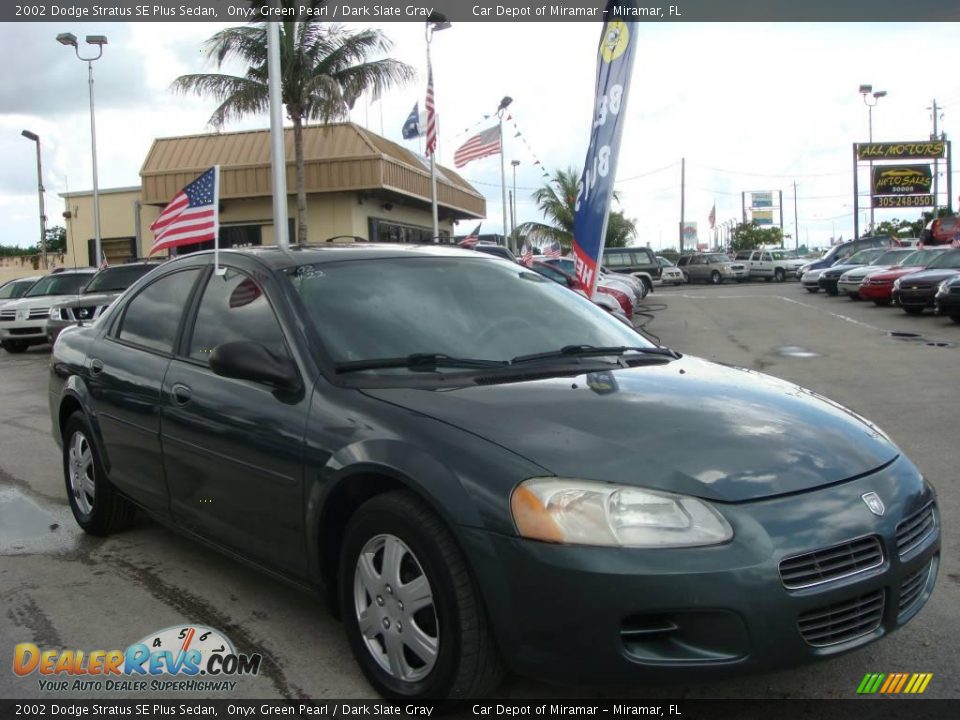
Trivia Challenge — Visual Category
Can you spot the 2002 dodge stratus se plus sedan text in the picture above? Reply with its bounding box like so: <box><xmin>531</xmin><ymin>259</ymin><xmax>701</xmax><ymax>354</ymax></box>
<box><xmin>49</xmin><ymin>245</ymin><xmax>940</xmax><ymax>699</ymax></box>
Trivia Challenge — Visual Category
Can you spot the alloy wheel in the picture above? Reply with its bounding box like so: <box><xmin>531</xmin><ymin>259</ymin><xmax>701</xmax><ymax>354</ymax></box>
<box><xmin>68</xmin><ymin>431</ymin><xmax>95</xmax><ymax>516</ymax></box>
<box><xmin>353</xmin><ymin>533</ymin><xmax>439</xmax><ymax>683</ymax></box>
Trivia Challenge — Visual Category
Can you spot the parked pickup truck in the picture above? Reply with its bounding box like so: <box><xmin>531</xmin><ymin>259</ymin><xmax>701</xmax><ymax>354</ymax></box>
<box><xmin>734</xmin><ymin>249</ymin><xmax>805</xmax><ymax>282</ymax></box>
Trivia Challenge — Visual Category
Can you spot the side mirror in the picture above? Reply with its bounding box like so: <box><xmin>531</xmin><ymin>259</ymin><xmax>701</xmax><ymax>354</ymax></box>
<box><xmin>209</xmin><ymin>341</ymin><xmax>301</xmax><ymax>393</ymax></box>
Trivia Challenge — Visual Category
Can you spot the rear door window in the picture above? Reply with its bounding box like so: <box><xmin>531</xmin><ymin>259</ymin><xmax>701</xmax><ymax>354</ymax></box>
<box><xmin>115</xmin><ymin>269</ymin><xmax>202</xmax><ymax>354</ymax></box>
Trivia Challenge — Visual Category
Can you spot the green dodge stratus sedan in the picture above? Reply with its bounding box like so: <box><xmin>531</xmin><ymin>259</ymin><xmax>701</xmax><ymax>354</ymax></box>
<box><xmin>49</xmin><ymin>244</ymin><xmax>939</xmax><ymax>699</ymax></box>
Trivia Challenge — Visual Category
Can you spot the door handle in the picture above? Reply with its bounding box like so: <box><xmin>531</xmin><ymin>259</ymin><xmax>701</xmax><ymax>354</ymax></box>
<box><xmin>89</xmin><ymin>358</ymin><xmax>104</xmax><ymax>377</ymax></box>
<box><xmin>171</xmin><ymin>384</ymin><xmax>192</xmax><ymax>405</ymax></box>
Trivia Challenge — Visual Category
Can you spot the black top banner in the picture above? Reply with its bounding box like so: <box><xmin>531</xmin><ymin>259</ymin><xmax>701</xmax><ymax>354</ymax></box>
<box><xmin>5</xmin><ymin>0</ymin><xmax>960</xmax><ymax>23</ymax></box>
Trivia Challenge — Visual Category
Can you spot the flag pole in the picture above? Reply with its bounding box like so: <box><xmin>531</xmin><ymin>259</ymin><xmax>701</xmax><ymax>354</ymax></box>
<box><xmin>213</xmin><ymin>165</ymin><xmax>222</xmax><ymax>274</ymax></box>
<box><xmin>499</xmin><ymin>111</ymin><xmax>509</xmax><ymax>251</ymax></box>
<box><xmin>426</xmin><ymin>26</ymin><xmax>439</xmax><ymax>241</ymax></box>
<box><xmin>267</xmin><ymin>19</ymin><xmax>290</xmax><ymax>253</ymax></box>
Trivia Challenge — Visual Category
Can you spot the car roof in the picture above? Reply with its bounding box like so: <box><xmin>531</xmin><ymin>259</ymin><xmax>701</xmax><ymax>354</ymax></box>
<box><xmin>170</xmin><ymin>243</ymin><xmax>486</xmax><ymax>271</ymax></box>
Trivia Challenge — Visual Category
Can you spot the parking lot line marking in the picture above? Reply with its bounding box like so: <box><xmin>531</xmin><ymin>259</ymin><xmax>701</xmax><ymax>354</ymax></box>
<box><xmin>777</xmin><ymin>297</ymin><xmax>884</xmax><ymax>332</ymax></box>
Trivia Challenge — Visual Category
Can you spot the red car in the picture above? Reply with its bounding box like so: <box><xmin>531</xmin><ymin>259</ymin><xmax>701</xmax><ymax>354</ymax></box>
<box><xmin>858</xmin><ymin>248</ymin><xmax>950</xmax><ymax>305</ymax></box>
<box><xmin>529</xmin><ymin>260</ymin><xmax>634</xmax><ymax>320</ymax></box>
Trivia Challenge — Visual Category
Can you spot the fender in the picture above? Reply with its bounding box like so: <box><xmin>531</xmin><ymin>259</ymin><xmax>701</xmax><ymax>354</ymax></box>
<box><xmin>631</xmin><ymin>270</ymin><xmax>654</xmax><ymax>293</ymax></box>
<box><xmin>57</xmin><ymin>375</ymin><xmax>113</xmax><ymax>475</ymax></box>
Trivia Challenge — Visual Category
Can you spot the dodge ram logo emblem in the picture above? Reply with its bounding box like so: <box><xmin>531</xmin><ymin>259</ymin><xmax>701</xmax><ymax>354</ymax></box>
<box><xmin>862</xmin><ymin>492</ymin><xmax>885</xmax><ymax>516</ymax></box>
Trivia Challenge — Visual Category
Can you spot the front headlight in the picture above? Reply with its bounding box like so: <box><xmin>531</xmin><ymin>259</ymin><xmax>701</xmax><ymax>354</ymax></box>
<box><xmin>49</xmin><ymin>307</ymin><xmax>66</xmax><ymax>321</ymax></box>
<box><xmin>511</xmin><ymin>478</ymin><xmax>733</xmax><ymax>548</ymax></box>
<box><xmin>893</xmin><ymin>278</ymin><xmax>902</xmax><ymax>290</ymax></box>
<box><xmin>937</xmin><ymin>279</ymin><xmax>950</xmax><ymax>294</ymax></box>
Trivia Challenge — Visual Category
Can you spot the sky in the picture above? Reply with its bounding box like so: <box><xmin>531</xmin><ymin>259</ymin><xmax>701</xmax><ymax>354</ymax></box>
<box><xmin>1</xmin><ymin>20</ymin><xmax>959</xmax><ymax>253</ymax></box>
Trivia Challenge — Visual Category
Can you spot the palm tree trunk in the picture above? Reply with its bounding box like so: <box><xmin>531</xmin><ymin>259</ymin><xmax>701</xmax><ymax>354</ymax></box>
<box><xmin>293</xmin><ymin>115</ymin><xmax>308</xmax><ymax>244</ymax></box>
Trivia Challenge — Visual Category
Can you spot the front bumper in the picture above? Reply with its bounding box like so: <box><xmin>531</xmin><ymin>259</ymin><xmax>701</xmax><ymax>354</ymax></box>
<box><xmin>859</xmin><ymin>283</ymin><xmax>893</xmax><ymax>301</ymax></box>
<box><xmin>838</xmin><ymin>279</ymin><xmax>864</xmax><ymax>296</ymax></box>
<box><xmin>463</xmin><ymin>456</ymin><xmax>939</xmax><ymax>684</ymax></box>
<box><xmin>0</xmin><ymin>320</ymin><xmax>49</xmax><ymax>343</ymax></box>
<box><xmin>934</xmin><ymin>290</ymin><xmax>960</xmax><ymax>316</ymax></box>
<box><xmin>819</xmin><ymin>277</ymin><xmax>842</xmax><ymax>293</ymax></box>
<box><xmin>893</xmin><ymin>287</ymin><xmax>937</xmax><ymax>309</ymax></box>
<box><xmin>801</xmin><ymin>275</ymin><xmax>823</xmax><ymax>290</ymax></box>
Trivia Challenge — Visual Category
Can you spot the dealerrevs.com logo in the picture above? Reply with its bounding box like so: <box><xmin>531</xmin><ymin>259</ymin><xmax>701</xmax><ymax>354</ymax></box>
<box><xmin>13</xmin><ymin>625</ymin><xmax>262</xmax><ymax>693</ymax></box>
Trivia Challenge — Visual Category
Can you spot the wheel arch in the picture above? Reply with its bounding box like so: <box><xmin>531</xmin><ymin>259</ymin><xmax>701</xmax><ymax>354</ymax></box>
<box><xmin>57</xmin><ymin>379</ymin><xmax>111</xmax><ymax>473</ymax></box>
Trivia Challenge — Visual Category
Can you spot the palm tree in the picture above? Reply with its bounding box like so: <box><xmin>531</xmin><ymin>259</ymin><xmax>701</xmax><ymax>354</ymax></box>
<box><xmin>172</xmin><ymin>18</ymin><xmax>414</xmax><ymax>244</ymax></box>
<box><xmin>515</xmin><ymin>167</ymin><xmax>637</xmax><ymax>251</ymax></box>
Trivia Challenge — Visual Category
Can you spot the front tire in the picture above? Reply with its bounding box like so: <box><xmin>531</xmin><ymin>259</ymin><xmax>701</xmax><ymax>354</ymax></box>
<box><xmin>805</xmin><ymin>287</ymin><xmax>818</xmax><ymax>293</ymax></box>
<box><xmin>62</xmin><ymin>412</ymin><xmax>136</xmax><ymax>536</ymax></box>
<box><xmin>950</xmin><ymin>315</ymin><xmax>960</xmax><ymax>324</ymax></box>
<box><xmin>710</xmin><ymin>271</ymin><xmax>722</xmax><ymax>285</ymax></box>
<box><xmin>774</xmin><ymin>268</ymin><xmax>785</xmax><ymax>282</ymax></box>
<box><xmin>873</xmin><ymin>299</ymin><xmax>891</xmax><ymax>306</ymax></box>
<box><xmin>903</xmin><ymin>306</ymin><xmax>924</xmax><ymax>315</ymax></box>
<box><xmin>340</xmin><ymin>491</ymin><xmax>503</xmax><ymax>700</ymax></box>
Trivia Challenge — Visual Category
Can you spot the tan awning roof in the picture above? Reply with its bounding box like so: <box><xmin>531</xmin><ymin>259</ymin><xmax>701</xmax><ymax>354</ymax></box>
<box><xmin>139</xmin><ymin>122</ymin><xmax>485</xmax><ymax>220</ymax></box>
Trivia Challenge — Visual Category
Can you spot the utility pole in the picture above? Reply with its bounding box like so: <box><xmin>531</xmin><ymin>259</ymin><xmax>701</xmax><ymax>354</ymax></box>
<box><xmin>679</xmin><ymin>157</ymin><xmax>685</xmax><ymax>253</ymax></box>
<box><xmin>929</xmin><ymin>99</ymin><xmax>942</xmax><ymax>208</ymax></box>
<box><xmin>793</xmin><ymin>181</ymin><xmax>799</xmax><ymax>252</ymax></box>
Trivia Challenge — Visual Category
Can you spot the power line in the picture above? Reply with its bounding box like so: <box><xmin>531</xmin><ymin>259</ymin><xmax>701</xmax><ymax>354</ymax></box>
<box><xmin>687</xmin><ymin>161</ymin><xmax>851</xmax><ymax>179</ymax></box>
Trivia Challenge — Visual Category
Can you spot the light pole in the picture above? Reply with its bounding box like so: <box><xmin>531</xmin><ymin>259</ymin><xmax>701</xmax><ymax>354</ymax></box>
<box><xmin>21</xmin><ymin>130</ymin><xmax>48</xmax><ymax>270</ymax></box>
<box><xmin>425</xmin><ymin>13</ymin><xmax>450</xmax><ymax>241</ymax></box>
<box><xmin>59</xmin><ymin>32</ymin><xmax>107</xmax><ymax>268</ymax></box>
<box><xmin>859</xmin><ymin>83</ymin><xmax>887</xmax><ymax>232</ymax></box>
<box><xmin>510</xmin><ymin>160</ymin><xmax>520</xmax><ymax>243</ymax></box>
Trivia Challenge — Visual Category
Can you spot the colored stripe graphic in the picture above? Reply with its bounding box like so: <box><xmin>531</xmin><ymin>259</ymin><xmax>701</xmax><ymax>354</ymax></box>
<box><xmin>857</xmin><ymin>672</ymin><xmax>932</xmax><ymax>694</ymax></box>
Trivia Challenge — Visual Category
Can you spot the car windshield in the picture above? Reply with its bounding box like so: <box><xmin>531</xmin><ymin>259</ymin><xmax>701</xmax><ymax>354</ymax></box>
<box><xmin>0</xmin><ymin>278</ymin><xmax>37</xmax><ymax>299</ymax></box>
<box><xmin>844</xmin><ymin>249</ymin><xmax>882</xmax><ymax>265</ymax></box>
<box><xmin>657</xmin><ymin>257</ymin><xmax>675</xmax><ymax>267</ymax></box>
<box><xmin>927</xmin><ymin>251</ymin><xmax>960</xmax><ymax>270</ymax></box>
<box><xmin>871</xmin><ymin>250</ymin><xmax>911</xmax><ymax>265</ymax></box>
<box><xmin>548</xmin><ymin>258</ymin><xmax>577</xmax><ymax>274</ymax></box>
<box><xmin>901</xmin><ymin>249</ymin><xmax>947</xmax><ymax>266</ymax></box>
<box><xmin>705</xmin><ymin>254</ymin><xmax>728</xmax><ymax>263</ymax></box>
<box><xmin>287</xmin><ymin>256</ymin><xmax>650</xmax><ymax>368</ymax></box>
<box><xmin>83</xmin><ymin>264</ymin><xmax>157</xmax><ymax>293</ymax></box>
<box><xmin>24</xmin><ymin>273</ymin><xmax>92</xmax><ymax>297</ymax></box>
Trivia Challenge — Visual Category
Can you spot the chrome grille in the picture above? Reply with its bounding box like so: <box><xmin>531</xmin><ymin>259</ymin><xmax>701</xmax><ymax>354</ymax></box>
<box><xmin>0</xmin><ymin>309</ymin><xmax>15</xmax><ymax>321</ymax></box>
<box><xmin>779</xmin><ymin>536</ymin><xmax>883</xmax><ymax>589</ymax></box>
<box><xmin>797</xmin><ymin>590</ymin><xmax>884</xmax><ymax>647</ymax></box>
<box><xmin>28</xmin><ymin>307</ymin><xmax>49</xmax><ymax>319</ymax></box>
<box><xmin>896</xmin><ymin>503</ymin><xmax>936</xmax><ymax>557</ymax></box>
<box><xmin>898</xmin><ymin>562</ymin><xmax>931</xmax><ymax>616</ymax></box>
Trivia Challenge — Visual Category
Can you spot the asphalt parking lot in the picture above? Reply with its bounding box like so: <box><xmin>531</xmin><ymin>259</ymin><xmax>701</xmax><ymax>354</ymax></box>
<box><xmin>1</xmin><ymin>279</ymin><xmax>957</xmax><ymax>700</ymax></box>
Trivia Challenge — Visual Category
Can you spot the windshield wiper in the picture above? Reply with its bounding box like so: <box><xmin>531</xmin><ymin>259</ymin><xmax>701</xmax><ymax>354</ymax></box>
<box><xmin>511</xmin><ymin>345</ymin><xmax>680</xmax><ymax>365</ymax></box>
<box><xmin>335</xmin><ymin>353</ymin><xmax>509</xmax><ymax>374</ymax></box>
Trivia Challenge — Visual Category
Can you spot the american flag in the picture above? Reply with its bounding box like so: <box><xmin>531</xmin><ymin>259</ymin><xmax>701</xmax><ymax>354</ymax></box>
<box><xmin>708</xmin><ymin>203</ymin><xmax>716</xmax><ymax>229</ymax></box>
<box><xmin>543</xmin><ymin>240</ymin><xmax>562</xmax><ymax>258</ymax></box>
<box><xmin>149</xmin><ymin>167</ymin><xmax>219</xmax><ymax>256</ymax></box>
<box><xmin>454</xmin><ymin>126</ymin><xmax>501</xmax><ymax>168</ymax></box>
<box><xmin>462</xmin><ymin>223</ymin><xmax>481</xmax><ymax>245</ymax></box>
<box><xmin>520</xmin><ymin>244</ymin><xmax>533</xmax><ymax>267</ymax></box>
<box><xmin>99</xmin><ymin>249</ymin><xmax>109</xmax><ymax>270</ymax></box>
<box><xmin>425</xmin><ymin>60</ymin><xmax>437</xmax><ymax>156</ymax></box>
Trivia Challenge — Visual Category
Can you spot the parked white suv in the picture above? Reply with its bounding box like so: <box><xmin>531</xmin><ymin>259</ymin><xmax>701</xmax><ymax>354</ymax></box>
<box><xmin>735</xmin><ymin>248</ymin><xmax>805</xmax><ymax>282</ymax></box>
<box><xmin>0</xmin><ymin>268</ymin><xmax>96</xmax><ymax>353</ymax></box>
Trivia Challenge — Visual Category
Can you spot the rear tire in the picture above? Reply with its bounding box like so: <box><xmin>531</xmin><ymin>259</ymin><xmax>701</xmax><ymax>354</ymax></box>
<box><xmin>774</xmin><ymin>268</ymin><xmax>785</xmax><ymax>283</ymax></box>
<box><xmin>710</xmin><ymin>271</ymin><xmax>722</xmax><ymax>285</ymax></box>
<box><xmin>62</xmin><ymin>412</ymin><xmax>136</xmax><ymax>536</ymax></box>
<box><xmin>2</xmin><ymin>340</ymin><xmax>28</xmax><ymax>354</ymax></box>
<box><xmin>340</xmin><ymin>490</ymin><xmax>503</xmax><ymax>700</ymax></box>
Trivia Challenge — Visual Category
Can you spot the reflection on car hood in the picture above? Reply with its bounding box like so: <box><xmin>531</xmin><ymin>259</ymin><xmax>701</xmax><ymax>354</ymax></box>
<box><xmin>52</xmin><ymin>291</ymin><xmax>121</xmax><ymax>308</ymax></box>
<box><xmin>897</xmin><ymin>269</ymin><xmax>960</xmax><ymax>286</ymax></box>
<box><xmin>363</xmin><ymin>356</ymin><xmax>898</xmax><ymax>502</ymax></box>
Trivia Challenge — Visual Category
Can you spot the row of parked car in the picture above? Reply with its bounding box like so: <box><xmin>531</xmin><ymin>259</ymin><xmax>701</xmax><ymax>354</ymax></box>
<box><xmin>0</xmin><ymin>261</ymin><xmax>162</xmax><ymax>353</ymax></box>
<box><xmin>797</xmin><ymin>244</ymin><xmax>960</xmax><ymax>323</ymax></box>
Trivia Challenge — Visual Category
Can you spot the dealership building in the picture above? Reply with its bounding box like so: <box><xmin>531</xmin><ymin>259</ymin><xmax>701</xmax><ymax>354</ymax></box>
<box><xmin>59</xmin><ymin>122</ymin><xmax>486</xmax><ymax>267</ymax></box>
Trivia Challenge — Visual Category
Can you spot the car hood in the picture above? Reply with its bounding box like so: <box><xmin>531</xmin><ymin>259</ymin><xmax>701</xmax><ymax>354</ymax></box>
<box><xmin>823</xmin><ymin>262</ymin><xmax>864</xmax><ymax>277</ymax></box>
<box><xmin>52</xmin><ymin>291</ymin><xmax>121</xmax><ymax>308</ymax></box>
<box><xmin>870</xmin><ymin>265</ymin><xmax>926</xmax><ymax>281</ymax></box>
<box><xmin>897</xmin><ymin>269</ymin><xmax>960</xmax><ymax>286</ymax></box>
<box><xmin>2</xmin><ymin>294</ymin><xmax>70</xmax><ymax>310</ymax></box>
<box><xmin>842</xmin><ymin>264</ymin><xmax>897</xmax><ymax>280</ymax></box>
<box><xmin>362</xmin><ymin>356</ymin><xmax>898</xmax><ymax>503</ymax></box>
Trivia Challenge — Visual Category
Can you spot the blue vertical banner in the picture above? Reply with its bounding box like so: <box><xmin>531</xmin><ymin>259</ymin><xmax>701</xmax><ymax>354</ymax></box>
<box><xmin>572</xmin><ymin>1</ymin><xmax>639</xmax><ymax>295</ymax></box>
